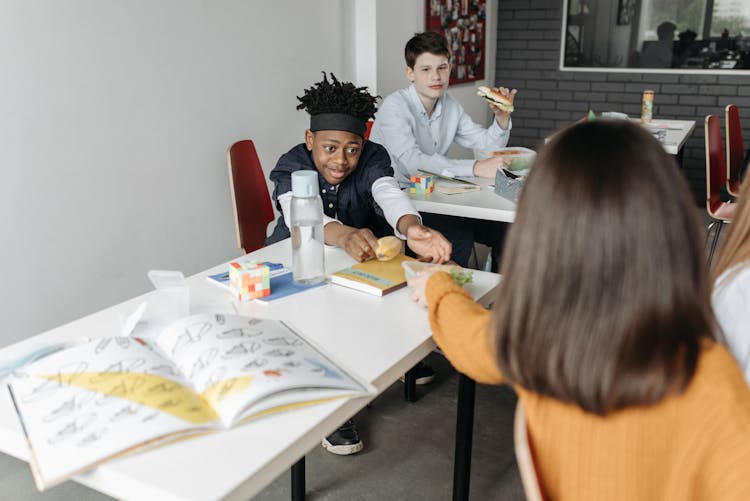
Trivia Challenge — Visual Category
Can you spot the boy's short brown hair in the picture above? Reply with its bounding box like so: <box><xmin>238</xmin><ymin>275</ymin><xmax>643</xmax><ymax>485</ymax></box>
<box><xmin>405</xmin><ymin>31</ymin><xmax>450</xmax><ymax>68</ymax></box>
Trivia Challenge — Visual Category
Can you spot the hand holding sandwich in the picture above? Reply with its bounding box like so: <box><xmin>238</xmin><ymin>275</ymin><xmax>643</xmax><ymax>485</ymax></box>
<box><xmin>477</xmin><ymin>86</ymin><xmax>517</xmax><ymax>130</ymax></box>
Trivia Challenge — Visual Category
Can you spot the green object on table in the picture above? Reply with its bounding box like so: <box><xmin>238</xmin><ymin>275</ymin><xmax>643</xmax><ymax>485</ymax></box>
<box><xmin>586</xmin><ymin>109</ymin><xmax>596</xmax><ymax>122</ymax></box>
<box><xmin>507</xmin><ymin>156</ymin><xmax>532</xmax><ymax>171</ymax></box>
<box><xmin>450</xmin><ymin>268</ymin><xmax>474</xmax><ymax>286</ymax></box>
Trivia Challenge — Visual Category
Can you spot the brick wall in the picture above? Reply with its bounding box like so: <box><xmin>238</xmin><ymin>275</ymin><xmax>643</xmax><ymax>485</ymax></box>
<box><xmin>494</xmin><ymin>0</ymin><xmax>750</xmax><ymax>202</ymax></box>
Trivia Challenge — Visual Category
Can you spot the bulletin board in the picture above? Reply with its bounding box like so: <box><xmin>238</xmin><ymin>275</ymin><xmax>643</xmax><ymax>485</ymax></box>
<box><xmin>425</xmin><ymin>0</ymin><xmax>487</xmax><ymax>85</ymax></box>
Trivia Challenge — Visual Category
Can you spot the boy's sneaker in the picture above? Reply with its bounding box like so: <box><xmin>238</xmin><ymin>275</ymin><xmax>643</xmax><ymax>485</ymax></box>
<box><xmin>322</xmin><ymin>420</ymin><xmax>363</xmax><ymax>455</ymax></box>
<box><xmin>399</xmin><ymin>361</ymin><xmax>436</xmax><ymax>385</ymax></box>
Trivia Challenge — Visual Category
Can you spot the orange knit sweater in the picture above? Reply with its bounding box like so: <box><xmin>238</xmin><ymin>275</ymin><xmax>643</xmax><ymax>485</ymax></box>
<box><xmin>426</xmin><ymin>272</ymin><xmax>750</xmax><ymax>500</ymax></box>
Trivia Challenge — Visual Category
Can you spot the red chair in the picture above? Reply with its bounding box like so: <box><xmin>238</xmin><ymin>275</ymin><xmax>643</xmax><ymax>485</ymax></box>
<box><xmin>705</xmin><ymin>115</ymin><xmax>736</xmax><ymax>264</ymax></box>
<box><xmin>725</xmin><ymin>104</ymin><xmax>745</xmax><ymax>197</ymax></box>
<box><xmin>364</xmin><ymin>119</ymin><xmax>374</xmax><ymax>140</ymax></box>
<box><xmin>226</xmin><ymin>140</ymin><xmax>275</xmax><ymax>254</ymax></box>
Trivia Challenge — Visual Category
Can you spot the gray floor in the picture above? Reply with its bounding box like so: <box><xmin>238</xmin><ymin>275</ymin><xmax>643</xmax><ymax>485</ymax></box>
<box><xmin>0</xmin><ymin>352</ymin><xmax>524</xmax><ymax>501</ymax></box>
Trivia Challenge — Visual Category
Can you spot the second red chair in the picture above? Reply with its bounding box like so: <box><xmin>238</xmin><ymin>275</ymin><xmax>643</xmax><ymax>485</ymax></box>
<box><xmin>705</xmin><ymin>114</ymin><xmax>736</xmax><ymax>265</ymax></box>
<box><xmin>725</xmin><ymin>104</ymin><xmax>746</xmax><ymax>198</ymax></box>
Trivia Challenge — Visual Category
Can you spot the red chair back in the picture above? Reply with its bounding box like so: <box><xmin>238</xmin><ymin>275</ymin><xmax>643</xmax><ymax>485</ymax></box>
<box><xmin>364</xmin><ymin>119</ymin><xmax>374</xmax><ymax>140</ymax></box>
<box><xmin>725</xmin><ymin>104</ymin><xmax>744</xmax><ymax>197</ymax></box>
<box><xmin>705</xmin><ymin>115</ymin><xmax>730</xmax><ymax>219</ymax></box>
<box><xmin>227</xmin><ymin>140</ymin><xmax>275</xmax><ymax>253</ymax></box>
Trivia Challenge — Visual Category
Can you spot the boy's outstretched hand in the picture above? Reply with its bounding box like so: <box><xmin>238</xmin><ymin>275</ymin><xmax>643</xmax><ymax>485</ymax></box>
<box><xmin>405</xmin><ymin>224</ymin><xmax>452</xmax><ymax>263</ymax></box>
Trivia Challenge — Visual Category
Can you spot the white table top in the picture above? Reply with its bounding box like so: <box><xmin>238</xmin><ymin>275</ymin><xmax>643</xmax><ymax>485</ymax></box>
<box><xmin>409</xmin><ymin>176</ymin><xmax>516</xmax><ymax>223</ymax></box>
<box><xmin>637</xmin><ymin>118</ymin><xmax>696</xmax><ymax>155</ymax></box>
<box><xmin>544</xmin><ymin>118</ymin><xmax>696</xmax><ymax>156</ymax></box>
<box><xmin>0</xmin><ymin>241</ymin><xmax>500</xmax><ymax>501</ymax></box>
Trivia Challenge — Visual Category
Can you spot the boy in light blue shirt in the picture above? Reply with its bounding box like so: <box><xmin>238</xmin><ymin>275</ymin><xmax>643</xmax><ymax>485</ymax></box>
<box><xmin>370</xmin><ymin>31</ymin><xmax>517</xmax><ymax>268</ymax></box>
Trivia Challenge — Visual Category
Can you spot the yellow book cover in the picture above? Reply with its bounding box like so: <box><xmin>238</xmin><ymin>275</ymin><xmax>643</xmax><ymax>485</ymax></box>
<box><xmin>331</xmin><ymin>254</ymin><xmax>415</xmax><ymax>296</ymax></box>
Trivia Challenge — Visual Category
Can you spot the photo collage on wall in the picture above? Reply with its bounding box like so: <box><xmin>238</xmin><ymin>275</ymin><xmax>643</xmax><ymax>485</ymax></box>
<box><xmin>425</xmin><ymin>0</ymin><xmax>487</xmax><ymax>84</ymax></box>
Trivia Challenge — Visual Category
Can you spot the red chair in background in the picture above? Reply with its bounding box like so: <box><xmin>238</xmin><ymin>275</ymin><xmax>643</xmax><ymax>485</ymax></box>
<box><xmin>226</xmin><ymin>139</ymin><xmax>275</xmax><ymax>254</ymax></box>
<box><xmin>705</xmin><ymin>115</ymin><xmax>736</xmax><ymax>265</ymax></box>
<box><xmin>725</xmin><ymin>104</ymin><xmax>746</xmax><ymax>197</ymax></box>
<box><xmin>364</xmin><ymin>119</ymin><xmax>374</xmax><ymax>140</ymax></box>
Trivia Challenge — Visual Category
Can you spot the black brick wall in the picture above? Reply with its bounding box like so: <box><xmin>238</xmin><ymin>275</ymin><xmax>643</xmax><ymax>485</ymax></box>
<box><xmin>494</xmin><ymin>0</ymin><xmax>750</xmax><ymax>202</ymax></box>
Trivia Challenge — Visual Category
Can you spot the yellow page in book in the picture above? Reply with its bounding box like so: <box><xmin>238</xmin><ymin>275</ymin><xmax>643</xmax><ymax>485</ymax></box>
<box><xmin>331</xmin><ymin>254</ymin><xmax>415</xmax><ymax>296</ymax></box>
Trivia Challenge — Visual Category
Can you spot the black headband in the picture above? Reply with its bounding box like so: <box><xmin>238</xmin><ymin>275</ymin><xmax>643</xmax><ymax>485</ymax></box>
<box><xmin>310</xmin><ymin>113</ymin><xmax>367</xmax><ymax>137</ymax></box>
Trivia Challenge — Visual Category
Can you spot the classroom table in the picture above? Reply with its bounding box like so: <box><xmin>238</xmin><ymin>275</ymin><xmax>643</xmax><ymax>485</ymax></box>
<box><xmin>640</xmin><ymin>118</ymin><xmax>696</xmax><ymax>156</ymax></box>
<box><xmin>409</xmin><ymin>175</ymin><xmax>516</xmax><ymax>223</ymax></box>
<box><xmin>0</xmin><ymin>241</ymin><xmax>500</xmax><ymax>501</ymax></box>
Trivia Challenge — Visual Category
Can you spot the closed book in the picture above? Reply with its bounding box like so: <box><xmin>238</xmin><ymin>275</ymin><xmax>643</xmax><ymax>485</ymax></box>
<box><xmin>435</xmin><ymin>180</ymin><xmax>481</xmax><ymax>194</ymax></box>
<box><xmin>331</xmin><ymin>254</ymin><xmax>415</xmax><ymax>296</ymax></box>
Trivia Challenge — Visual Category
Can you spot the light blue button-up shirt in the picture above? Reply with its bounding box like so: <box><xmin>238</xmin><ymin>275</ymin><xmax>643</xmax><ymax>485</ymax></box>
<box><xmin>369</xmin><ymin>84</ymin><xmax>511</xmax><ymax>185</ymax></box>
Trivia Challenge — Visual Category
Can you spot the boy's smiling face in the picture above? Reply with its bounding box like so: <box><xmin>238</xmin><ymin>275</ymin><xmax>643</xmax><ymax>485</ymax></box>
<box><xmin>305</xmin><ymin>129</ymin><xmax>364</xmax><ymax>186</ymax></box>
<box><xmin>407</xmin><ymin>52</ymin><xmax>451</xmax><ymax>104</ymax></box>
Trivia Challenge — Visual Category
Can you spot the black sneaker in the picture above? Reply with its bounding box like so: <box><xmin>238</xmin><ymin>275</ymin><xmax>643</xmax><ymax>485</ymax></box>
<box><xmin>322</xmin><ymin>420</ymin><xmax>363</xmax><ymax>455</ymax></box>
<box><xmin>399</xmin><ymin>361</ymin><xmax>436</xmax><ymax>385</ymax></box>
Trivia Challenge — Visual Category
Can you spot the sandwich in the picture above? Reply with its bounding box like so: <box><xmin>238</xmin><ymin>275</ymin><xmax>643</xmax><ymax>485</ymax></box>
<box><xmin>477</xmin><ymin>86</ymin><xmax>514</xmax><ymax>113</ymax></box>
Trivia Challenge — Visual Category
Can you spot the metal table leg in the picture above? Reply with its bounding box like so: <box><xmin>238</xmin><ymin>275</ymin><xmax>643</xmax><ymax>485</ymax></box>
<box><xmin>291</xmin><ymin>456</ymin><xmax>305</xmax><ymax>501</ymax></box>
<box><xmin>452</xmin><ymin>374</ymin><xmax>475</xmax><ymax>501</ymax></box>
<box><xmin>404</xmin><ymin>366</ymin><xmax>417</xmax><ymax>402</ymax></box>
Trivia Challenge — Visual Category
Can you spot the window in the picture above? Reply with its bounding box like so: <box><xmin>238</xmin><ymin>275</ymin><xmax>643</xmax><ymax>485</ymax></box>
<box><xmin>561</xmin><ymin>0</ymin><xmax>750</xmax><ymax>71</ymax></box>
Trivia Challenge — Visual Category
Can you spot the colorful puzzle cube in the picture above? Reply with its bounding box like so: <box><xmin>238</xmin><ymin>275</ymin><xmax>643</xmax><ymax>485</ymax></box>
<box><xmin>228</xmin><ymin>261</ymin><xmax>270</xmax><ymax>301</ymax></box>
<box><xmin>409</xmin><ymin>174</ymin><xmax>435</xmax><ymax>194</ymax></box>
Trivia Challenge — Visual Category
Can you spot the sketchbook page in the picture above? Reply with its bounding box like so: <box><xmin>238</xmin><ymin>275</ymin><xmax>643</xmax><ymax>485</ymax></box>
<box><xmin>6</xmin><ymin>338</ymin><xmax>219</xmax><ymax>490</ymax></box>
<box><xmin>153</xmin><ymin>313</ymin><xmax>369</xmax><ymax>427</ymax></box>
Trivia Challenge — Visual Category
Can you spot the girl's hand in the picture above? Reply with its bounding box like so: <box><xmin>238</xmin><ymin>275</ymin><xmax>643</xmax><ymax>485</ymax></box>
<box><xmin>407</xmin><ymin>269</ymin><xmax>439</xmax><ymax>309</ymax></box>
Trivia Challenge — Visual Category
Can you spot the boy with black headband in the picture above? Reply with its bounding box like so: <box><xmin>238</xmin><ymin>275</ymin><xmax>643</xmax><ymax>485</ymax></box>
<box><xmin>266</xmin><ymin>72</ymin><xmax>451</xmax><ymax>455</ymax></box>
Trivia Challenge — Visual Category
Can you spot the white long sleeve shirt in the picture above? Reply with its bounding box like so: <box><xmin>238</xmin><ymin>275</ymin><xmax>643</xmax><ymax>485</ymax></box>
<box><xmin>277</xmin><ymin>176</ymin><xmax>419</xmax><ymax>239</ymax></box>
<box><xmin>712</xmin><ymin>265</ymin><xmax>750</xmax><ymax>384</ymax></box>
<box><xmin>369</xmin><ymin>84</ymin><xmax>511</xmax><ymax>185</ymax></box>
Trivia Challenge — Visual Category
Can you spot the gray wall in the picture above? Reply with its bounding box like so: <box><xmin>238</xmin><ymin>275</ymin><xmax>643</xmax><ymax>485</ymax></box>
<box><xmin>0</xmin><ymin>0</ymin><xmax>346</xmax><ymax>347</ymax></box>
<box><xmin>494</xmin><ymin>0</ymin><xmax>750</xmax><ymax>201</ymax></box>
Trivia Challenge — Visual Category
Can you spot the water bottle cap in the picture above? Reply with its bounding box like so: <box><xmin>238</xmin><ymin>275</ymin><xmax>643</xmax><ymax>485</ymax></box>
<box><xmin>291</xmin><ymin>171</ymin><xmax>318</xmax><ymax>198</ymax></box>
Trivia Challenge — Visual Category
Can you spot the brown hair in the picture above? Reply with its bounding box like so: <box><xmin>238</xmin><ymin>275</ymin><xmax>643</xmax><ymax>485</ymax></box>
<box><xmin>493</xmin><ymin>120</ymin><xmax>715</xmax><ymax>415</ymax></box>
<box><xmin>711</xmin><ymin>175</ymin><xmax>750</xmax><ymax>286</ymax></box>
<box><xmin>405</xmin><ymin>31</ymin><xmax>450</xmax><ymax>68</ymax></box>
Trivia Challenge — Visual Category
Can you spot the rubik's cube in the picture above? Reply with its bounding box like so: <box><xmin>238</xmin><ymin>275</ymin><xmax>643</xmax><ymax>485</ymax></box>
<box><xmin>228</xmin><ymin>261</ymin><xmax>270</xmax><ymax>301</ymax></box>
<box><xmin>409</xmin><ymin>174</ymin><xmax>434</xmax><ymax>194</ymax></box>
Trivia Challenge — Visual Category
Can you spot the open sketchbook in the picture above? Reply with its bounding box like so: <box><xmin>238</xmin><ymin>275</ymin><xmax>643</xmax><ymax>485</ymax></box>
<box><xmin>6</xmin><ymin>313</ymin><xmax>371</xmax><ymax>490</ymax></box>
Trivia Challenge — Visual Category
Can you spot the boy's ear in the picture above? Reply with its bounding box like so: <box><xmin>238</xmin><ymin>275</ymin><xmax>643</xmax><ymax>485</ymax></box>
<box><xmin>305</xmin><ymin>129</ymin><xmax>314</xmax><ymax>151</ymax></box>
<box><xmin>405</xmin><ymin>66</ymin><xmax>414</xmax><ymax>82</ymax></box>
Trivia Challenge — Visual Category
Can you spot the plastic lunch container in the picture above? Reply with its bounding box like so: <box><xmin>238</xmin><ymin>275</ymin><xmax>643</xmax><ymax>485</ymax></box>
<box><xmin>488</xmin><ymin>147</ymin><xmax>536</xmax><ymax>175</ymax></box>
<box><xmin>402</xmin><ymin>261</ymin><xmax>466</xmax><ymax>281</ymax></box>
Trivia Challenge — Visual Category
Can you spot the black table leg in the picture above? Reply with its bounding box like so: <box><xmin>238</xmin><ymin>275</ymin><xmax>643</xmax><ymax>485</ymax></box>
<box><xmin>291</xmin><ymin>456</ymin><xmax>305</xmax><ymax>501</ymax></box>
<box><xmin>404</xmin><ymin>366</ymin><xmax>417</xmax><ymax>402</ymax></box>
<box><xmin>676</xmin><ymin>147</ymin><xmax>685</xmax><ymax>169</ymax></box>
<box><xmin>452</xmin><ymin>374</ymin><xmax>476</xmax><ymax>501</ymax></box>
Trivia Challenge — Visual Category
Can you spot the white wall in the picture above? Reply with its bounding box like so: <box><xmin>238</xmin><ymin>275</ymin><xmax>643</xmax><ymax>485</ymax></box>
<box><xmin>0</xmin><ymin>0</ymin><xmax>499</xmax><ymax>348</ymax></box>
<box><xmin>0</xmin><ymin>0</ymin><xmax>345</xmax><ymax>346</ymax></box>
